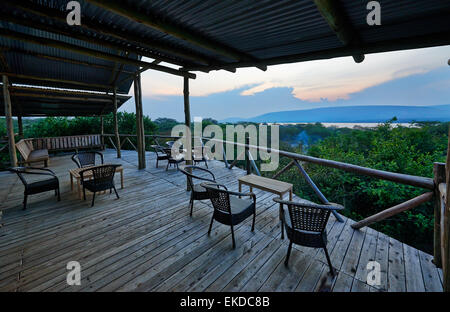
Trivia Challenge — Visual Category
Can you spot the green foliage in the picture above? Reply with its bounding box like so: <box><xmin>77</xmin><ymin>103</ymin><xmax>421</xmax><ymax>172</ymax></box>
<box><xmin>267</xmin><ymin>121</ymin><xmax>448</xmax><ymax>253</ymax></box>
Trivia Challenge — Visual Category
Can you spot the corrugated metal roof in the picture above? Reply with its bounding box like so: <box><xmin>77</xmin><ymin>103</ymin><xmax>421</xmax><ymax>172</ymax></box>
<box><xmin>0</xmin><ymin>85</ymin><xmax>130</xmax><ymax>116</ymax></box>
<box><xmin>0</xmin><ymin>0</ymin><xmax>449</xmax><ymax>107</ymax></box>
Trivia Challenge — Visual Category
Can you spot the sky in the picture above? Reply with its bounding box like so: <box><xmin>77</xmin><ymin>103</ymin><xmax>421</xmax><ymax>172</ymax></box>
<box><xmin>119</xmin><ymin>46</ymin><xmax>450</xmax><ymax>121</ymax></box>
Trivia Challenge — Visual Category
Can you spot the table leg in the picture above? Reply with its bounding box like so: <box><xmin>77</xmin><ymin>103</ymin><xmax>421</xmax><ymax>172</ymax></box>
<box><xmin>289</xmin><ymin>189</ymin><xmax>293</xmax><ymax>201</ymax></box>
<box><xmin>120</xmin><ymin>170</ymin><xmax>124</xmax><ymax>189</ymax></box>
<box><xmin>77</xmin><ymin>178</ymin><xmax>81</xmax><ymax>199</ymax></box>
<box><xmin>238</xmin><ymin>182</ymin><xmax>241</xmax><ymax>198</ymax></box>
<box><xmin>70</xmin><ymin>173</ymin><xmax>73</xmax><ymax>191</ymax></box>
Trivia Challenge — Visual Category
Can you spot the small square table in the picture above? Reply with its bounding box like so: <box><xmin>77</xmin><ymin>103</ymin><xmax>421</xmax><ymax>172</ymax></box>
<box><xmin>238</xmin><ymin>174</ymin><xmax>293</xmax><ymax>201</ymax></box>
<box><xmin>69</xmin><ymin>164</ymin><xmax>124</xmax><ymax>199</ymax></box>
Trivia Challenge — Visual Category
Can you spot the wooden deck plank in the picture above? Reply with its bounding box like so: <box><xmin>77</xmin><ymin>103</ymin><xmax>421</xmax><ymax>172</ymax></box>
<box><xmin>387</xmin><ymin>237</ymin><xmax>406</xmax><ymax>292</ymax></box>
<box><xmin>0</xmin><ymin>150</ymin><xmax>440</xmax><ymax>292</ymax></box>
<box><xmin>403</xmin><ymin>243</ymin><xmax>426</xmax><ymax>292</ymax></box>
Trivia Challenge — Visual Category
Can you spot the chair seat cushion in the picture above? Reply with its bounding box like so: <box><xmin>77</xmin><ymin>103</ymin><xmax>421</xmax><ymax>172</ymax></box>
<box><xmin>83</xmin><ymin>180</ymin><xmax>114</xmax><ymax>192</ymax></box>
<box><xmin>28</xmin><ymin>149</ymin><xmax>49</xmax><ymax>162</ymax></box>
<box><xmin>192</xmin><ymin>183</ymin><xmax>210</xmax><ymax>200</ymax></box>
<box><xmin>26</xmin><ymin>178</ymin><xmax>58</xmax><ymax>195</ymax></box>
<box><xmin>225</xmin><ymin>196</ymin><xmax>255</xmax><ymax>225</ymax></box>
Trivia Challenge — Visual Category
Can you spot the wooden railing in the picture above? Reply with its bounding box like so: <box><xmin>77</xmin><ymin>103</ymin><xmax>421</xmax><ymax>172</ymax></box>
<box><xmin>201</xmin><ymin>136</ymin><xmax>448</xmax><ymax>291</ymax></box>
<box><xmin>102</xmin><ymin>133</ymin><xmax>449</xmax><ymax>291</ymax></box>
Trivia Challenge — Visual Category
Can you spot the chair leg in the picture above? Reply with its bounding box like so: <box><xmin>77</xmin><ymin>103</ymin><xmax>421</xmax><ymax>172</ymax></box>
<box><xmin>208</xmin><ymin>215</ymin><xmax>214</xmax><ymax>235</ymax></box>
<box><xmin>189</xmin><ymin>195</ymin><xmax>194</xmax><ymax>216</ymax></box>
<box><xmin>113</xmin><ymin>186</ymin><xmax>120</xmax><ymax>199</ymax></box>
<box><xmin>230</xmin><ymin>224</ymin><xmax>236</xmax><ymax>249</ymax></box>
<box><xmin>57</xmin><ymin>187</ymin><xmax>61</xmax><ymax>201</ymax></box>
<box><xmin>205</xmin><ymin>161</ymin><xmax>208</xmax><ymax>168</ymax></box>
<box><xmin>166</xmin><ymin>161</ymin><xmax>169</xmax><ymax>171</ymax></box>
<box><xmin>91</xmin><ymin>192</ymin><xmax>96</xmax><ymax>207</ymax></box>
<box><xmin>83</xmin><ymin>186</ymin><xmax>86</xmax><ymax>200</ymax></box>
<box><xmin>323</xmin><ymin>246</ymin><xmax>335</xmax><ymax>276</ymax></box>
<box><xmin>156</xmin><ymin>158</ymin><xmax>159</xmax><ymax>168</ymax></box>
<box><xmin>284</xmin><ymin>241</ymin><xmax>293</xmax><ymax>266</ymax></box>
<box><xmin>280</xmin><ymin>219</ymin><xmax>284</xmax><ymax>240</ymax></box>
<box><xmin>23</xmin><ymin>194</ymin><xmax>27</xmax><ymax>210</ymax></box>
<box><xmin>251</xmin><ymin>210</ymin><xmax>256</xmax><ymax>232</ymax></box>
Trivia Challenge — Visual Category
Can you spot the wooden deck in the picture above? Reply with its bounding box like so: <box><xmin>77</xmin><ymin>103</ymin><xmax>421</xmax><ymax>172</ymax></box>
<box><xmin>0</xmin><ymin>150</ymin><xmax>443</xmax><ymax>292</ymax></box>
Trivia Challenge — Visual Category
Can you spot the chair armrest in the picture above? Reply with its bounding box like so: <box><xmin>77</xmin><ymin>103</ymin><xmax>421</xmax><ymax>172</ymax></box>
<box><xmin>273</xmin><ymin>197</ymin><xmax>344</xmax><ymax>211</ymax></box>
<box><xmin>71</xmin><ymin>154</ymin><xmax>81</xmax><ymax>168</ymax></box>
<box><xmin>94</xmin><ymin>151</ymin><xmax>104</xmax><ymax>164</ymax></box>
<box><xmin>227</xmin><ymin>190</ymin><xmax>256</xmax><ymax>203</ymax></box>
<box><xmin>184</xmin><ymin>165</ymin><xmax>216</xmax><ymax>181</ymax></box>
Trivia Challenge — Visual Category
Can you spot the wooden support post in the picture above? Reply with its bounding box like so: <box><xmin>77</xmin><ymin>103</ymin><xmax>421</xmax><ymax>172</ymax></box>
<box><xmin>113</xmin><ymin>87</ymin><xmax>121</xmax><ymax>158</ymax></box>
<box><xmin>2</xmin><ymin>75</ymin><xmax>17</xmax><ymax>167</ymax></box>
<box><xmin>100</xmin><ymin>116</ymin><xmax>104</xmax><ymax>149</ymax></box>
<box><xmin>245</xmin><ymin>136</ymin><xmax>251</xmax><ymax>175</ymax></box>
<box><xmin>434</xmin><ymin>162</ymin><xmax>446</xmax><ymax>268</ymax></box>
<box><xmin>134</xmin><ymin>74</ymin><xmax>145</xmax><ymax>169</ymax></box>
<box><xmin>17</xmin><ymin>115</ymin><xmax>23</xmax><ymax>138</ymax></box>
<box><xmin>184</xmin><ymin>77</ymin><xmax>192</xmax><ymax>190</ymax></box>
<box><xmin>443</xmin><ymin>127</ymin><xmax>450</xmax><ymax>292</ymax></box>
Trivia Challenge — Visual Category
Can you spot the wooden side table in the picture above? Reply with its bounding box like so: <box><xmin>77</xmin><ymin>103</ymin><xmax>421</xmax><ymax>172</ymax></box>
<box><xmin>69</xmin><ymin>165</ymin><xmax>124</xmax><ymax>199</ymax></box>
<box><xmin>238</xmin><ymin>174</ymin><xmax>293</xmax><ymax>201</ymax></box>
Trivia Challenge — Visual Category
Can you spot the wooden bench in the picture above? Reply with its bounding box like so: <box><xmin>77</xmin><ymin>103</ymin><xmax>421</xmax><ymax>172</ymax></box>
<box><xmin>16</xmin><ymin>139</ymin><xmax>49</xmax><ymax>167</ymax></box>
<box><xmin>15</xmin><ymin>135</ymin><xmax>104</xmax><ymax>167</ymax></box>
<box><xmin>32</xmin><ymin>134</ymin><xmax>104</xmax><ymax>152</ymax></box>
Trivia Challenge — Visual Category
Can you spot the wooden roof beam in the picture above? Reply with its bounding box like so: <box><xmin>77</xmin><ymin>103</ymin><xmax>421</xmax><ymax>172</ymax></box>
<box><xmin>0</xmin><ymin>28</ymin><xmax>196</xmax><ymax>79</ymax></box>
<box><xmin>86</xmin><ymin>0</ymin><xmax>267</xmax><ymax>72</ymax></box>
<box><xmin>313</xmin><ymin>0</ymin><xmax>365</xmax><ymax>63</ymax></box>
<box><xmin>0</xmin><ymin>47</ymin><xmax>135</xmax><ymax>75</ymax></box>
<box><xmin>3</xmin><ymin>0</ymin><xmax>213</xmax><ymax>67</ymax></box>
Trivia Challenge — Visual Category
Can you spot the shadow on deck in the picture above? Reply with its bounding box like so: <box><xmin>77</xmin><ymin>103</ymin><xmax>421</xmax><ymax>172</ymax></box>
<box><xmin>0</xmin><ymin>150</ymin><xmax>443</xmax><ymax>292</ymax></box>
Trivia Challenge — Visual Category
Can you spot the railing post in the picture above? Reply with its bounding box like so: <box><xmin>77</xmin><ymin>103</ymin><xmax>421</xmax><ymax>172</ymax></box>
<box><xmin>433</xmin><ymin>162</ymin><xmax>445</xmax><ymax>268</ymax></box>
<box><xmin>2</xmin><ymin>75</ymin><xmax>17</xmax><ymax>167</ymax></box>
<box><xmin>112</xmin><ymin>87</ymin><xmax>121</xmax><ymax>158</ymax></box>
<box><xmin>245</xmin><ymin>136</ymin><xmax>251</xmax><ymax>175</ymax></box>
<box><xmin>100</xmin><ymin>116</ymin><xmax>105</xmax><ymax>149</ymax></box>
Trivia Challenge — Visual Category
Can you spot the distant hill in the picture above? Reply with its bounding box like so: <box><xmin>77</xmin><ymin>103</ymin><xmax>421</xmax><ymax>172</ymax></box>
<box><xmin>221</xmin><ymin>105</ymin><xmax>450</xmax><ymax>123</ymax></box>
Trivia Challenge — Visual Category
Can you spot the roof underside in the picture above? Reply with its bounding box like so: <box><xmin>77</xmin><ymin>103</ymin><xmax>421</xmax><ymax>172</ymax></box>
<box><xmin>0</xmin><ymin>86</ymin><xmax>130</xmax><ymax>117</ymax></box>
<box><xmin>0</xmin><ymin>0</ymin><xmax>449</xmax><ymax>116</ymax></box>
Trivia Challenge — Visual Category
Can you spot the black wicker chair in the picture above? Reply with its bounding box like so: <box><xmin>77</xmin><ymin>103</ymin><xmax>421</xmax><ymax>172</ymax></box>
<box><xmin>165</xmin><ymin>148</ymin><xmax>184</xmax><ymax>171</ymax></box>
<box><xmin>71</xmin><ymin>151</ymin><xmax>104</xmax><ymax>168</ymax></box>
<box><xmin>192</xmin><ymin>139</ymin><xmax>209</xmax><ymax>168</ymax></box>
<box><xmin>151</xmin><ymin>145</ymin><xmax>170</xmax><ymax>168</ymax></box>
<box><xmin>9</xmin><ymin>167</ymin><xmax>60</xmax><ymax>210</ymax></box>
<box><xmin>201</xmin><ymin>182</ymin><xmax>256</xmax><ymax>249</ymax></box>
<box><xmin>273</xmin><ymin>197</ymin><xmax>343</xmax><ymax>275</ymax></box>
<box><xmin>178</xmin><ymin>165</ymin><xmax>216</xmax><ymax>216</ymax></box>
<box><xmin>80</xmin><ymin>164</ymin><xmax>121</xmax><ymax>207</ymax></box>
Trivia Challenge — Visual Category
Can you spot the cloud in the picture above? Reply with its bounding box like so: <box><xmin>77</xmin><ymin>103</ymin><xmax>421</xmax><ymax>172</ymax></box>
<box><xmin>138</xmin><ymin>46</ymin><xmax>449</xmax><ymax>103</ymax></box>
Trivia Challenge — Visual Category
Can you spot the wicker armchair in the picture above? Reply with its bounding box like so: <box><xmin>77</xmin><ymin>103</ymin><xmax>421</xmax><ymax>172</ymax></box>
<box><xmin>273</xmin><ymin>198</ymin><xmax>343</xmax><ymax>275</ymax></box>
<box><xmin>9</xmin><ymin>167</ymin><xmax>60</xmax><ymax>210</ymax></box>
<box><xmin>80</xmin><ymin>164</ymin><xmax>121</xmax><ymax>207</ymax></box>
<box><xmin>201</xmin><ymin>182</ymin><xmax>256</xmax><ymax>249</ymax></box>
<box><xmin>192</xmin><ymin>138</ymin><xmax>209</xmax><ymax>168</ymax></box>
<box><xmin>178</xmin><ymin>165</ymin><xmax>216</xmax><ymax>216</ymax></box>
<box><xmin>71</xmin><ymin>151</ymin><xmax>104</xmax><ymax>168</ymax></box>
<box><xmin>151</xmin><ymin>145</ymin><xmax>170</xmax><ymax>168</ymax></box>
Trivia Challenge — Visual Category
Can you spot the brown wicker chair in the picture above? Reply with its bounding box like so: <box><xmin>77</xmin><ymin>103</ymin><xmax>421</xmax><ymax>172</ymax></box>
<box><xmin>80</xmin><ymin>164</ymin><xmax>121</xmax><ymax>207</ymax></box>
<box><xmin>9</xmin><ymin>167</ymin><xmax>60</xmax><ymax>210</ymax></box>
<box><xmin>71</xmin><ymin>151</ymin><xmax>104</xmax><ymax>168</ymax></box>
<box><xmin>178</xmin><ymin>165</ymin><xmax>216</xmax><ymax>216</ymax></box>
<box><xmin>201</xmin><ymin>182</ymin><xmax>256</xmax><ymax>249</ymax></box>
<box><xmin>273</xmin><ymin>198</ymin><xmax>343</xmax><ymax>275</ymax></box>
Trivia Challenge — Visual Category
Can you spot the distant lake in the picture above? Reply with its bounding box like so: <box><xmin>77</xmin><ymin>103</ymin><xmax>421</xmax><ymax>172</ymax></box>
<box><xmin>269</xmin><ymin>122</ymin><xmax>418</xmax><ymax>129</ymax></box>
